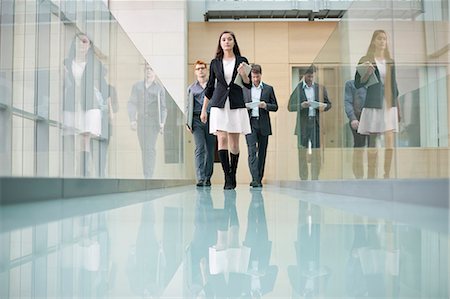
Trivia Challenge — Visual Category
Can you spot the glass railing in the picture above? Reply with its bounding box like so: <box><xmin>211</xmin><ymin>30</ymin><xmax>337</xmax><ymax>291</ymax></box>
<box><xmin>0</xmin><ymin>0</ymin><xmax>188</xmax><ymax>179</ymax></box>
<box><xmin>294</xmin><ymin>0</ymin><xmax>448</xmax><ymax>180</ymax></box>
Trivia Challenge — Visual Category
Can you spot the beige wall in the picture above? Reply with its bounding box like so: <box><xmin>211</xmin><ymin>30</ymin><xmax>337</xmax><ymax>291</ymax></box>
<box><xmin>188</xmin><ymin>21</ymin><xmax>338</xmax><ymax>183</ymax></box>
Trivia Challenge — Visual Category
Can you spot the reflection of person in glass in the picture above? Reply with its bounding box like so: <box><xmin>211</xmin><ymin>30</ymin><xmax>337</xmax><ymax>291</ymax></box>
<box><xmin>345</xmin><ymin>220</ymin><xmax>400</xmax><ymax>298</ymax></box>
<box><xmin>63</xmin><ymin>33</ymin><xmax>108</xmax><ymax>177</ymax></box>
<box><xmin>200</xmin><ymin>31</ymin><xmax>252</xmax><ymax>190</ymax></box>
<box><xmin>185</xmin><ymin>189</ymin><xmax>216</xmax><ymax>298</ymax></box>
<box><xmin>288</xmin><ymin>202</ymin><xmax>330</xmax><ymax>298</ymax></box>
<box><xmin>344</xmin><ymin>79</ymin><xmax>368</xmax><ymax>179</ymax></box>
<box><xmin>99</xmin><ymin>84</ymin><xmax>118</xmax><ymax>177</ymax></box>
<box><xmin>355</xmin><ymin>30</ymin><xmax>400</xmax><ymax>179</ymax></box>
<box><xmin>128</xmin><ymin>64</ymin><xmax>167</xmax><ymax>178</ymax></box>
<box><xmin>207</xmin><ymin>190</ymin><xmax>250</xmax><ymax>297</ymax></box>
<box><xmin>186</xmin><ymin>60</ymin><xmax>216</xmax><ymax>187</ymax></box>
<box><xmin>77</xmin><ymin>213</ymin><xmax>113</xmax><ymax>297</ymax></box>
<box><xmin>242</xmin><ymin>190</ymin><xmax>278</xmax><ymax>298</ymax></box>
<box><xmin>288</xmin><ymin>65</ymin><xmax>332</xmax><ymax>180</ymax></box>
<box><xmin>127</xmin><ymin>202</ymin><xmax>165</xmax><ymax>297</ymax></box>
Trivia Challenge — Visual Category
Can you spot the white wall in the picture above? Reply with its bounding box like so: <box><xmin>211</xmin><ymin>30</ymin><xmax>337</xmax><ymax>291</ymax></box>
<box><xmin>109</xmin><ymin>0</ymin><xmax>188</xmax><ymax>111</ymax></box>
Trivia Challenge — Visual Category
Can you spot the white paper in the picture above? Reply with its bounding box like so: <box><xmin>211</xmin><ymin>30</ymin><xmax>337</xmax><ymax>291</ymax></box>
<box><xmin>356</xmin><ymin>63</ymin><xmax>379</xmax><ymax>87</ymax></box>
<box><xmin>233</xmin><ymin>62</ymin><xmax>252</xmax><ymax>88</ymax></box>
<box><xmin>245</xmin><ymin>101</ymin><xmax>262</xmax><ymax>109</ymax></box>
<box><xmin>309</xmin><ymin>100</ymin><xmax>326</xmax><ymax>109</ymax></box>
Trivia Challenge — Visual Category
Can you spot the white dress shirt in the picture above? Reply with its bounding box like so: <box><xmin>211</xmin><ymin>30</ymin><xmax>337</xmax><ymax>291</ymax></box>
<box><xmin>303</xmin><ymin>81</ymin><xmax>315</xmax><ymax>117</ymax></box>
<box><xmin>251</xmin><ymin>82</ymin><xmax>263</xmax><ymax>117</ymax></box>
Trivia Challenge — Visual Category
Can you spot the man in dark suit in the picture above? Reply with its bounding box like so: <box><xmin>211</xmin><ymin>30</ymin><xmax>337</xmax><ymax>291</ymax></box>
<box><xmin>243</xmin><ymin>64</ymin><xmax>278</xmax><ymax>188</ymax></box>
<box><xmin>288</xmin><ymin>65</ymin><xmax>332</xmax><ymax>180</ymax></box>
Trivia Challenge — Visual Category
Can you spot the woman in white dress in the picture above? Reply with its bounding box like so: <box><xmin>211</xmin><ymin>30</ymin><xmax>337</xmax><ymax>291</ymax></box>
<box><xmin>200</xmin><ymin>31</ymin><xmax>251</xmax><ymax>189</ymax></box>
<box><xmin>63</xmin><ymin>33</ymin><xmax>107</xmax><ymax>176</ymax></box>
<box><xmin>355</xmin><ymin>30</ymin><xmax>400</xmax><ymax>179</ymax></box>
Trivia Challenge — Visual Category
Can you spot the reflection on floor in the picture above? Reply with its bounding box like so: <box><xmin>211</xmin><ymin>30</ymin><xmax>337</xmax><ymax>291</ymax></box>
<box><xmin>0</xmin><ymin>185</ymin><xmax>448</xmax><ymax>298</ymax></box>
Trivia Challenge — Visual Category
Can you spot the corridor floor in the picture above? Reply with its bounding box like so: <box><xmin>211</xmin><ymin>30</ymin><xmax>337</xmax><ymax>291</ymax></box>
<box><xmin>1</xmin><ymin>184</ymin><xmax>448</xmax><ymax>298</ymax></box>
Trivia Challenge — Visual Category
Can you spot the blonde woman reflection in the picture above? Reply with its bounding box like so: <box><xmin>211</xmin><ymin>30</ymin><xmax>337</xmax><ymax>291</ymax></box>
<box><xmin>128</xmin><ymin>64</ymin><xmax>167</xmax><ymax>178</ymax></box>
<box><xmin>355</xmin><ymin>30</ymin><xmax>400</xmax><ymax>179</ymax></box>
<box><xmin>63</xmin><ymin>33</ymin><xmax>108</xmax><ymax>176</ymax></box>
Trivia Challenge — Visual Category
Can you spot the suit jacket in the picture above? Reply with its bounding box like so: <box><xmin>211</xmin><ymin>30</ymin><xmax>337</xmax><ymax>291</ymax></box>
<box><xmin>354</xmin><ymin>55</ymin><xmax>399</xmax><ymax>109</ymax></box>
<box><xmin>63</xmin><ymin>57</ymin><xmax>107</xmax><ymax>112</ymax></box>
<box><xmin>288</xmin><ymin>82</ymin><xmax>332</xmax><ymax>137</ymax></box>
<box><xmin>128</xmin><ymin>80</ymin><xmax>167</xmax><ymax>127</ymax></box>
<box><xmin>243</xmin><ymin>82</ymin><xmax>278</xmax><ymax>136</ymax></box>
<box><xmin>204</xmin><ymin>56</ymin><xmax>251</xmax><ymax>109</ymax></box>
<box><xmin>344</xmin><ymin>79</ymin><xmax>367</xmax><ymax>122</ymax></box>
<box><xmin>186</xmin><ymin>81</ymin><xmax>209</xmax><ymax>130</ymax></box>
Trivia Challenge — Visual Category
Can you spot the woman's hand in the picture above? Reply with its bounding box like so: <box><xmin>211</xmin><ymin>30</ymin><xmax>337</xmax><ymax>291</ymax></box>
<box><xmin>237</xmin><ymin>62</ymin><xmax>246</xmax><ymax>77</ymax></box>
<box><xmin>237</xmin><ymin>62</ymin><xmax>250</xmax><ymax>84</ymax></box>
<box><xmin>361</xmin><ymin>61</ymin><xmax>375</xmax><ymax>83</ymax></box>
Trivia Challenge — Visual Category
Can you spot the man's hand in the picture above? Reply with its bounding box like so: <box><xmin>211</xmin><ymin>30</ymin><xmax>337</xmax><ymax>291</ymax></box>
<box><xmin>200</xmin><ymin>111</ymin><xmax>207</xmax><ymax>124</ymax></box>
<box><xmin>301</xmin><ymin>101</ymin><xmax>311</xmax><ymax>108</ymax></box>
<box><xmin>130</xmin><ymin>121</ymin><xmax>137</xmax><ymax>131</ymax></box>
<box><xmin>259</xmin><ymin>102</ymin><xmax>267</xmax><ymax>109</ymax></box>
<box><xmin>186</xmin><ymin>125</ymin><xmax>192</xmax><ymax>133</ymax></box>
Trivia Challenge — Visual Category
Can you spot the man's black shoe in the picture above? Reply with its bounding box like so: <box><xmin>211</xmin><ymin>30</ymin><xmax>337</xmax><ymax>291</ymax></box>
<box><xmin>196</xmin><ymin>180</ymin><xmax>205</xmax><ymax>187</ymax></box>
<box><xmin>250</xmin><ymin>181</ymin><xmax>259</xmax><ymax>187</ymax></box>
<box><xmin>204</xmin><ymin>179</ymin><xmax>211</xmax><ymax>186</ymax></box>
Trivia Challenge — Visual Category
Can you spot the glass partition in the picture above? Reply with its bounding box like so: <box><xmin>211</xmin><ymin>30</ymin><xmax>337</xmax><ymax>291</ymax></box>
<box><xmin>0</xmin><ymin>0</ymin><xmax>188</xmax><ymax>179</ymax></box>
<box><xmin>291</xmin><ymin>0</ymin><xmax>450</xmax><ymax>180</ymax></box>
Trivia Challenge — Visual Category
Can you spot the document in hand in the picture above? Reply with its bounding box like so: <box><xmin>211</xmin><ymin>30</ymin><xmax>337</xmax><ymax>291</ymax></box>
<box><xmin>245</xmin><ymin>101</ymin><xmax>262</xmax><ymax>109</ymax></box>
<box><xmin>356</xmin><ymin>64</ymin><xmax>379</xmax><ymax>87</ymax></box>
<box><xmin>309</xmin><ymin>100</ymin><xmax>327</xmax><ymax>109</ymax></box>
<box><xmin>233</xmin><ymin>62</ymin><xmax>252</xmax><ymax>88</ymax></box>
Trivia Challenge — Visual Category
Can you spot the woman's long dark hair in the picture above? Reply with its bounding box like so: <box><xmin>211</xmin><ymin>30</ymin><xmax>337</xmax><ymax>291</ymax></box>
<box><xmin>215</xmin><ymin>30</ymin><xmax>241</xmax><ymax>59</ymax></box>
<box><xmin>66</xmin><ymin>33</ymin><xmax>95</xmax><ymax>64</ymax></box>
<box><xmin>365</xmin><ymin>30</ymin><xmax>392</xmax><ymax>60</ymax></box>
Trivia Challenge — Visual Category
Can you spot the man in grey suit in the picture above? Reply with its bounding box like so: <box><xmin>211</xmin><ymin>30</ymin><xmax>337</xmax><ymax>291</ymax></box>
<box><xmin>186</xmin><ymin>60</ymin><xmax>216</xmax><ymax>187</ymax></box>
<box><xmin>344</xmin><ymin>79</ymin><xmax>368</xmax><ymax>179</ymax></box>
<box><xmin>243</xmin><ymin>64</ymin><xmax>278</xmax><ymax>188</ymax></box>
<box><xmin>128</xmin><ymin>64</ymin><xmax>167</xmax><ymax>178</ymax></box>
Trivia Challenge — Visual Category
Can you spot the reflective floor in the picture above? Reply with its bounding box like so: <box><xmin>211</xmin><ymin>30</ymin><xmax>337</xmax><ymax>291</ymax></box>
<box><xmin>1</xmin><ymin>185</ymin><xmax>449</xmax><ymax>298</ymax></box>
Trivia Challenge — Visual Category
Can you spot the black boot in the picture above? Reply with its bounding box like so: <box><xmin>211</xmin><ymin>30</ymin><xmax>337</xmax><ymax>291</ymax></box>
<box><xmin>230</xmin><ymin>152</ymin><xmax>239</xmax><ymax>189</ymax></box>
<box><xmin>218</xmin><ymin>150</ymin><xmax>233</xmax><ymax>190</ymax></box>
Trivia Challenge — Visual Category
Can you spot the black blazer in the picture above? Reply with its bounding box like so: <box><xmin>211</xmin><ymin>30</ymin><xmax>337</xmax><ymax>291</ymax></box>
<box><xmin>354</xmin><ymin>55</ymin><xmax>399</xmax><ymax>109</ymax></box>
<box><xmin>63</xmin><ymin>57</ymin><xmax>107</xmax><ymax>112</ymax></box>
<box><xmin>204</xmin><ymin>56</ymin><xmax>251</xmax><ymax>109</ymax></box>
<box><xmin>243</xmin><ymin>83</ymin><xmax>278</xmax><ymax>136</ymax></box>
<box><xmin>288</xmin><ymin>82</ymin><xmax>332</xmax><ymax>136</ymax></box>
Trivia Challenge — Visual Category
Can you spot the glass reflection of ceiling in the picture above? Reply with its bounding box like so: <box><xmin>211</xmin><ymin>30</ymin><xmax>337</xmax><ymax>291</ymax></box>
<box><xmin>0</xmin><ymin>185</ymin><xmax>448</xmax><ymax>298</ymax></box>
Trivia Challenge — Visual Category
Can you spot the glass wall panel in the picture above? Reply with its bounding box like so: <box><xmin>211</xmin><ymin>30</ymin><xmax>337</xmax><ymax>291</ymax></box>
<box><xmin>305</xmin><ymin>0</ymin><xmax>450</xmax><ymax>180</ymax></box>
<box><xmin>0</xmin><ymin>0</ymin><xmax>188</xmax><ymax>179</ymax></box>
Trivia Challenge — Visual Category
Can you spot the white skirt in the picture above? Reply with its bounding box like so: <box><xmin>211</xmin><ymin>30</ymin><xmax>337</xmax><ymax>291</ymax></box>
<box><xmin>63</xmin><ymin>109</ymin><xmax>102</xmax><ymax>136</ymax></box>
<box><xmin>82</xmin><ymin>109</ymin><xmax>102</xmax><ymax>137</ymax></box>
<box><xmin>358</xmin><ymin>106</ymin><xmax>399</xmax><ymax>135</ymax></box>
<box><xmin>209</xmin><ymin>99</ymin><xmax>251</xmax><ymax>135</ymax></box>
